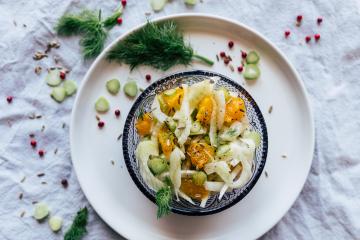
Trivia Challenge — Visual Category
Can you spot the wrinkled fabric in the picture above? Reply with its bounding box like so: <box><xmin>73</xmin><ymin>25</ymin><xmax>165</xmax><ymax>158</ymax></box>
<box><xmin>0</xmin><ymin>0</ymin><xmax>359</xmax><ymax>239</ymax></box>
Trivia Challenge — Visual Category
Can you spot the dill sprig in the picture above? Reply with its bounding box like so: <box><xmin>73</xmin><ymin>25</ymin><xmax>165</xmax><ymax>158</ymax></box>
<box><xmin>156</xmin><ymin>185</ymin><xmax>172</xmax><ymax>219</ymax></box>
<box><xmin>64</xmin><ymin>207</ymin><xmax>88</xmax><ymax>240</ymax></box>
<box><xmin>106</xmin><ymin>21</ymin><xmax>214</xmax><ymax>71</ymax></box>
<box><xmin>55</xmin><ymin>8</ymin><xmax>122</xmax><ymax>59</ymax></box>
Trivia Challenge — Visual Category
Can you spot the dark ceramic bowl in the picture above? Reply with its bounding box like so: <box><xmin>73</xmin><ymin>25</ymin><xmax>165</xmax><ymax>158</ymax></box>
<box><xmin>122</xmin><ymin>70</ymin><xmax>268</xmax><ymax>216</ymax></box>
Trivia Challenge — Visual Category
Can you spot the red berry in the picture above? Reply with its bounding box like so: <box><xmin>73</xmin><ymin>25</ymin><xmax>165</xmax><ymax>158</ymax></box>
<box><xmin>6</xmin><ymin>96</ymin><xmax>13</xmax><ymax>103</ymax></box>
<box><xmin>220</xmin><ymin>52</ymin><xmax>226</xmax><ymax>58</ymax></box>
<box><xmin>237</xmin><ymin>66</ymin><xmax>243</xmax><ymax>72</ymax></box>
<box><xmin>314</xmin><ymin>33</ymin><xmax>320</xmax><ymax>41</ymax></box>
<box><xmin>115</xmin><ymin>109</ymin><xmax>121</xmax><ymax>117</ymax></box>
<box><xmin>317</xmin><ymin>17</ymin><xmax>323</xmax><ymax>24</ymax></box>
<box><xmin>145</xmin><ymin>74</ymin><xmax>151</xmax><ymax>81</ymax></box>
<box><xmin>98</xmin><ymin>121</ymin><xmax>105</xmax><ymax>128</ymax></box>
<box><xmin>228</xmin><ymin>41</ymin><xmax>234</xmax><ymax>48</ymax></box>
<box><xmin>30</xmin><ymin>140</ymin><xmax>37</xmax><ymax>148</ymax></box>
<box><xmin>224</xmin><ymin>58</ymin><xmax>230</xmax><ymax>65</ymax></box>
<box><xmin>305</xmin><ymin>35</ymin><xmax>311</xmax><ymax>43</ymax></box>
<box><xmin>38</xmin><ymin>149</ymin><xmax>45</xmax><ymax>157</ymax></box>
<box><xmin>117</xmin><ymin>17</ymin><xmax>123</xmax><ymax>24</ymax></box>
<box><xmin>241</xmin><ymin>51</ymin><xmax>247</xmax><ymax>59</ymax></box>
<box><xmin>59</xmin><ymin>71</ymin><xmax>66</xmax><ymax>80</ymax></box>
<box><xmin>284</xmin><ymin>30</ymin><xmax>291</xmax><ymax>38</ymax></box>
<box><xmin>121</xmin><ymin>0</ymin><xmax>127</xmax><ymax>7</ymax></box>
<box><xmin>297</xmin><ymin>15</ymin><xmax>303</xmax><ymax>22</ymax></box>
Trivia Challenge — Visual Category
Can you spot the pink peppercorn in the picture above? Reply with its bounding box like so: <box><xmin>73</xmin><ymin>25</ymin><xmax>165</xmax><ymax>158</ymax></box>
<box><xmin>98</xmin><ymin>121</ymin><xmax>105</xmax><ymax>128</ymax></box>
<box><xmin>115</xmin><ymin>109</ymin><xmax>121</xmax><ymax>117</ymax></box>
<box><xmin>145</xmin><ymin>74</ymin><xmax>151</xmax><ymax>81</ymax></box>
<box><xmin>284</xmin><ymin>30</ymin><xmax>291</xmax><ymax>38</ymax></box>
<box><xmin>314</xmin><ymin>33</ymin><xmax>321</xmax><ymax>41</ymax></box>
<box><xmin>6</xmin><ymin>96</ymin><xmax>13</xmax><ymax>103</ymax></box>
<box><xmin>117</xmin><ymin>18</ymin><xmax>123</xmax><ymax>25</ymax></box>
<box><xmin>237</xmin><ymin>66</ymin><xmax>243</xmax><ymax>72</ymax></box>
<box><xmin>305</xmin><ymin>35</ymin><xmax>311</xmax><ymax>43</ymax></box>
<box><xmin>228</xmin><ymin>41</ymin><xmax>234</xmax><ymax>48</ymax></box>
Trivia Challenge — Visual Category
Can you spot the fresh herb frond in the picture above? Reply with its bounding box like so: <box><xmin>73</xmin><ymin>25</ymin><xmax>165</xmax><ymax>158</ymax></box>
<box><xmin>64</xmin><ymin>207</ymin><xmax>88</xmax><ymax>240</ymax></box>
<box><xmin>80</xmin><ymin>22</ymin><xmax>107</xmax><ymax>59</ymax></box>
<box><xmin>106</xmin><ymin>21</ymin><xmax>213</xmax><ymax>71</ymax></box>
<box><xmin>156</xmin><ymin>186</ymin><xmax>172</xmax><ymax>219</ymax></box>
<box><xmin>103</xmin><ymin>7</ymin><xmax>123</xmax><ymax>29</ymax></box>
<box><xmin>55</xmin><ymin>10</ymin><xmax>98</xmax><ymax>36</ymax></box>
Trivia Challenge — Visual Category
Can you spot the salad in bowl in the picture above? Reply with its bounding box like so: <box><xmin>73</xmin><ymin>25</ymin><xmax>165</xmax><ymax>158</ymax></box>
<box><xmin>123</xmin><ymin>71</ymin><xmax>267</xmax><ymax>217</ymax></box>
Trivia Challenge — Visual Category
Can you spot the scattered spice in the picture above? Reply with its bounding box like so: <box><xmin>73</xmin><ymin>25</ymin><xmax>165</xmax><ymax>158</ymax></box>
<box><xmin>41</xmin><ymin>125</ymin><xmax>45</xmax><ymax>132</ymax></box>
<box><xmin>317</xmin><ymin>17</ymin><xmax>323</xmax><ymax>25</ymax></box>
<box><xmin>23</xmin><ymin>24</ymin><xmax>27</xmax><ymax>28</ymax></box>
<box><xmin>36</xmin><ymin>115</ymin><xmax>42</xmax><ymax>119</ymax></box>
<box><xmin>61</xmin><ymin>179</ymin><xmax>69</xmax><ymax>188</ymax></box>
<box><xmin>117</xmin><ymin>17</ymin><xmax>123</xmax><ymax>25</ymax></box>
<box><xmin>268</xmin><ymin>105</ymin><xmax>273</xmax><ymax>114</ymax></box>
<box><xmin>29</xmin><ymin>133</ymin><xmax>35</xmax><ymax>138</ymax></box>
<box><xmin>45</xmin><ymin>40</ymin><xmax>60</xmax><ymax>53</ymax></box>
<box><xmin>265</xmin><ymin>171</ymin><xmax>268</xmax><ymax>178</ymax></box>
<box><xmin>281</xmin><ymin>154</ymin><xmax>287</xmax><ymax>158</ymax></box>
<box><xmin>19</xmin><ymin>193</ymin><xmax>23</xmax><ymax>200</ymax></box>
<box><xmin>98</xmin><ymin>121</ymin><xmax>105</xmax><ymax>128</ymax></box>
<box><xmin>224</xmin><ymin>58</ymin><xmax>230</xmax><ymax>65</ymax></box>
<box><xmin>305</xmin><ymin>35</ymin><xmax>311</xmax><ymax>43</ymax></box>
<box><xmin>111</xmin><ymin>160</ymin><xmax>115</xmax><ymax>165</ymax></box>
<box><xmin>33</xmin><ymin>51</ymin><xmax>48</xmax><ymax>61</ymax></box>
<box><xmin>13</xmin><ymin>20</ymin><xmax>17</xmax><ymax>26</ymax></box>
<box><xmin>37</xmin><ymin>173</ymin><xmax>45</xmax><ymax>177</ymax></box>
<box><xmin>216</xmin><ymin>54</ymin><xmax>219</xmax><ymax>61</ymax></box>
<box><xmin>54</xmin><ymin>148</ymin><xmax>58</xmax><ymax>154</ymax></box>
<box><xmin>117</xmin><ymin>133</ymin><xmax>123</xmax><ymax>141</ymax></box>
<box><xmin>115</xmin><ymin>109</ymin><xmax>121</xmax><ymax>117</ymax></box>
<box><xmin>62</xmin><ymin>123</ymin><xmax>66</xmax><ymax>128</ymax></box>
<box><xmin>38</xmin><ymin>149</ymin><xmax>45</xmax><ymax>157</ymax></box>
<box><xmin>32</xmin><ymin>201</ymin><xmax>38</xmax><ymax>205</ymax></box>
<box><xmin>34</xmin><ymin>66</ymin><xmax>42</xmax><ymax>75</ymax></box>
<box><xmin>30</xmin><ymin>139</ymin><xmax>37</xmax><ymax>148</ymax></box>
<box><xmin>6</xmin><ymin>96</ymin><xmax>13</xmax><ymax>103</ymax></box>
<box><xmin>228</xmin><ymin>40</ymin><xmax>234</xmax><ymax>48</ymax></box>
<box><xmin>41</xmin><ymin>181</ymin><xmax>47</xmax><ymax>185</ymax></box>
<box><xmin>20</xmin><ymin>211</ymin><xmax>26</xmax><ymax>218</ymax></box>
<box><xmin>95</xmin><ymin>115</ymin><xmax>100</xmax><ymax>121</ymax></box>
<box><xmin>314</xmin><ymin>33</ymin><xmax>320</xmax><ymax>41</ymax></box>
<box><xmin>28</xmin><ymin>113</ymin><xmax>36</xmax><ymax>119</ymax></box>
<box><xmin>20</xmin><ymin>176</ymin><xmax>26</xmax><ymax>183</ymax></box>
<box><xmin>237</xmin><ymin>66</ymin><xmax>243</xmax><ymax>73</ymax></box>
<box><xmin>229</xmin><ymin>64</ymin><xmax>234</xmax><ymax>72</ymax></box>
<box><xmin>284</xmin><ymin>30</ymin><xmax>291</xmax><ymax>38</ymax></box>
<box><xmin>219</xmin><ymin>51</ymin><xmax>226</xmax><ymax>58</ymax></box>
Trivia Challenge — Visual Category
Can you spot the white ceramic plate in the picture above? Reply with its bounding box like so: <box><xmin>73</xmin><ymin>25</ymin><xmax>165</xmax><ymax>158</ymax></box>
<box><xmin>70</xmin><ymin>14</ymin><xmax>314</xmax><ymax>239</ymax></box>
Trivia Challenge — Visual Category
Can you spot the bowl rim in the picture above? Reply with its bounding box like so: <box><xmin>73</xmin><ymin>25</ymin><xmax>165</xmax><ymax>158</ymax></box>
<box><xmin>122</xmin><ymin>69</ymin><xmax>268</xmax><ymax>216</ymax></box>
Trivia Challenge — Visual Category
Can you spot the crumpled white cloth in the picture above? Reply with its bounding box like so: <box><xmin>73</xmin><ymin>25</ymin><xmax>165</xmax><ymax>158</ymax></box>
<box><xmin>0</xmin><ymin>0</ymin><xmax>359</xmax><ymax>239</ymax></box>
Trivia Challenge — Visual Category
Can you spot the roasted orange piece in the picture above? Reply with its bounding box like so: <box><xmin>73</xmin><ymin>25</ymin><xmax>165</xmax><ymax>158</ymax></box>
<box><xmin>186</xmin><ymin>142</ymin><xmax>214</xmax><ymax>169</ymax></box>
<box><xmin>224</xmin><ymin>97</ymin><xmax>246</xmax><ymax>124</ymax></box>
<box><xmin>157</xmin><ymin>125</ymin><xmax>175</xmax><ymax>159</ymax></box>
<box><xmin>160</xmin><ymin>87</ymin><xmax>184</xmax><ymax>115</ymax></box>
<box><xmin>180</xmin><ymin>178</ymin><xmax>209</xmax><ymax>201</ymax></box>
<box><xmin>135</xmin><ymin>113</ymin><xmax>153</xmax><ymax>136</ymax></box>
<box><xmin>196</xmin><ymin>96</ymin><xmax>213</xmax><ymax>125</ymax></box>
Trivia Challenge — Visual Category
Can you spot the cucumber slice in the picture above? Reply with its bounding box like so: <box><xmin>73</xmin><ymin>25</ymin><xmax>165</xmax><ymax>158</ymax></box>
<box><xmin>95</xmin><ymin>96</ymin><xmax>110</xmax><ymax>113</ymax></box>
<box><xmin>124</xmin><ymin>81</ymin><xmax>138</xmax><ymax>98</ymax></box>
<box><xmin>165</xmin><ymin>118</ymin><xmax>177</xmax><ymax>132</ymax></box>
<box><xmin>33</xmin><ymin>202</ymin><xmax>49</xmax><ymax>221</ymax></box>
<box><xmin>163</xmin><ymin>89</ymin><xmax>176</xmax><ymax>96</ymax></box>
<box><xmin>106</xmin><ymin>79</ymin><xmax>121</xmax><ymax>95</ymax></box>
<box><xmin>246</xmin><ymin>51</ymin><xmax>260</xmax><ymax>64</ymax></box>
<box><xmin>184</xmin><ymin>0</ymin><xmax>197</xmax><ymax>5</ymax></box>
<box><xmin>148</xmin><ymin>157</ymin><xmax>168</xmax><ymax>175</ymax></box>
<box><xmin>244</xmin><ymin>64</ymin><xmax>261</xmax><ymax>80</ymax></box>
<box><xmin>46</xmin><ymin>70</ymin><xmax>61</xmax><ymax>87</ymax></box>
<box><xmin>63</xmin><ymin>80</ymin><xmax>77</xmax><ymax>96</ymax></box>
<box><xmin>48</xmin><ymin>216</ymin><xmax>62</xmax><ymax>232</ymax></box>
<box><xmin>190</xmin><ymin>121</ymin><xmax>206</xmax><ymax>135</ymax></box>
<box><xmin>192</xmin><ymin>171</ymin><xmax>207</xmax><ymax>186</ymax></box>
<box><xmin>51</xmin><ymin>87</ymin><xmax>66</xmax><ymax>103</ymax></box>
<box><xmin>243</xmin><ymin>130</ymin><xmax>261</xmax><ymax>147</ymax></box>
<box><xmin>150</xmin><ymin>0</ymin><xmax>167</xmax><ymax>11</ymax></box>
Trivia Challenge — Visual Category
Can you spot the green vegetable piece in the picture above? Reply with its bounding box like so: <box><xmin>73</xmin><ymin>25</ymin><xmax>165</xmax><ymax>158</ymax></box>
<box><xmin>33</xmin><ymin>202</ymin><xmax>49</xmax><ymax>221</ymax></box>
<box><xmin>51</xmin><ymin>87</ymin><xmax>67</xmax><ymax>103</ymax></box>
<box><xmin>156</xmin><ymin>186</ymin><xmax>172</xmax><ymax>219</ymax></box>
<box><xmin>243</xmin><ymin>130</ymin><xmax>261</xmax><ymax>147</ymax></box>
<box><xmin>246</xmin><ymin>51</ymin><xmax>260</xmax><ymax>64</ymax></box>
<box><xmin>192</xmin><ymin>171</ymin><xmax>207</xmax><ymax>186</ymax></box>
<box><xmin>46</xmin><ymin>69</ymin><xmax>62</xmax><ymax>87</ymax></box>
<box><xmin>163</xmin><ymin>89</ymin><xmax>176</xmax><ymax>96</ymax></box>
<box><xmin>124</xmin><ymin>81</ymin><xmax>138</xmax><ymax>98</ymax></box>
<box><xmin>63</xmin><ymin>80</ymin><xmax>78</xmax><ymax>96</ymax></box>
<box><xmin>148</xmin><ymin>157</ymin><xmax>168</xmax><ymax>175</ymax></box>
<box><xmin>95</xmin><ymin>96</ymin><xmax>110</xmax><ymax>113</ymax></box>
<box><xmin>49</xmin><ymin>216</ymin><xmax>63</xmax><ymax>232</ymax></box>
<box><xmin>203</xmin><ymin>135</ymin><xmax>211</xmax><ymax>144</ymax></box>
<box><xmin>106</xmin><ymin>78</ymin><xmax>121</xmax><ymax>95</ymax></box>
<box><xmin>64</xmin><ymin>207</ymin><xmax>88</xmax><ymax>240</ymax></box>
<box><xmin>216</xmin><ymin>144</ymin><xmax>231</xmax><ymax>157</ymax></box>
<box><xmin>150</xmin><ymin>0</ymin><xmax>168</xmax><ymax>12</ymax></box>
<box><xmin>190</xmin><ymin>121</ymin><xmax>206</xmax><ymax>135</ymax></box>
<box><xmin>244</xmin><ymin>64</ymin><xmax>261</xmax><ymax>80</ymax></box>
<box><xmin>184</xmin><ymin>0</ymin><xmax>197</xmax><ymax>5</ymax></box>
<box><xmin>165</xmin><ymin>118</ymin><xmax>177</xmax><ymax>132</ymax></box>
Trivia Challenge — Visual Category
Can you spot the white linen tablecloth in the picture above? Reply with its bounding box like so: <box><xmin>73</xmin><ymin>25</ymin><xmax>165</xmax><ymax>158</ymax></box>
<box><xmin>0</xmin><ymin>0</ymin><xmax>359</xmax><ymax>239</ymax></box>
